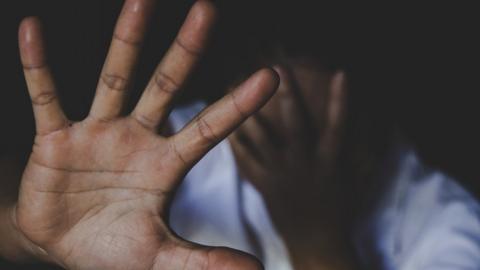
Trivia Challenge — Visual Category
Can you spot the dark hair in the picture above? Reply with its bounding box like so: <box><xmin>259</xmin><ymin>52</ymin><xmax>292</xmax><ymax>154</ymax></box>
<box><xmin>186</xmin><ymin>1</ymin><xmax>354</xmax><ymax>101</ymax></box>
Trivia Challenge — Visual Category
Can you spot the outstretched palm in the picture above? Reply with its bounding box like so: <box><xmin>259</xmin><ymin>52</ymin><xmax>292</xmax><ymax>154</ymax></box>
<box><xmin>15</xmin><ymin>0</ymin><xmax>278</xmax><ymax>269</ymax></box>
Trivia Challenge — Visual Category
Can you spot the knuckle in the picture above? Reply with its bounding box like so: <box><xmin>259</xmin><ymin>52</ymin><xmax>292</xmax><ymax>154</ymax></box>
<box><xmin>101</xmin><ymin>73</ymin><xmax>129</xmax><ymax>91</ymax></box>
<box><xmin>229</xmin><ymin>92</ymin><xmax>247</xmax><ymax>118</ymax></box>
<box><xmin>113</xmin><ymin>33</ymin><xmax>142</xmax><ymax>47</ymax></box>
<box><xmin>168</xmin><ymin>139</ymin><xmax>188</xmax><ymax>166</ymax></box>
<box><xmin>131</xmin><ymin>113</ymin><xmax>156</xmax><ymax>130</ymax></box>
<box><xmin>31</xmin><ymin>92</ymin><xmax>57</xmax><ymax>106</ymax></box>
<box><xmin>175</xmin><ymin>38</ymin><xmax>202</xmax><ymax>56</ymax></box>
<box><xmin>195</xmin><ymin>117</ymin><xmax>219</xmax><ymax>144</ymax></box>
<box><xmin>154</xmin><ymin>72</ymin><xmax>180</xmax><ymax>95</ymax></box>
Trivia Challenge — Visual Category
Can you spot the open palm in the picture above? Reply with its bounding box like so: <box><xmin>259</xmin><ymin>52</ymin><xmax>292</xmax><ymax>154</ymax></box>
<box><xmin>14</xmin><ymin>0</ymin><xmax>278</xmax><ymax>269</ymax></box>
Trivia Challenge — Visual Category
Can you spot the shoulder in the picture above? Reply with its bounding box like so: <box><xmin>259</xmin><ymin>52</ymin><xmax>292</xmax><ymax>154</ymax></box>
<box><xmin>397</xmin><ymin>150</ymin><xmax>479</xmax><ymax>269</ymax></box>
<box><xmin>357</xmin><ymin>138</ymin><xmax>480</xmax><ymax>270</ymax></box>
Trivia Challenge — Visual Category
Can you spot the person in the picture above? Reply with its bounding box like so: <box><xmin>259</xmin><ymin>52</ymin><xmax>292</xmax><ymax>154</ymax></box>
<box><xmin>0</xmin><ymin>0</ymin><xmax>479</xmax><ymax>270</ymax></box>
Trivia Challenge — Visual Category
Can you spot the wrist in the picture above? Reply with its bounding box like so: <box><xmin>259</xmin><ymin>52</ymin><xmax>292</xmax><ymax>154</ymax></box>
<box><xmin>0</xmin><ymin>204</ymin><xmax>49</xmax><ymax>263</ymax></box>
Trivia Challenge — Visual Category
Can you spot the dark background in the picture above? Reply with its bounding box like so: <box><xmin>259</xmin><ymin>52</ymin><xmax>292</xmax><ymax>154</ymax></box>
<box><xmin>0</xmin><ymin>1</ymin><xmax>478</xmax><ymax>269</ymax></box>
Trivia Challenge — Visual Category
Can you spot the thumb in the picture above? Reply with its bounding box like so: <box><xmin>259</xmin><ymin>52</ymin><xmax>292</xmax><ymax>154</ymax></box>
<box><xmin>153</xmin><ymin>242</ymin><xmax>264</xmax><ymax>270</ymax></box>
<box><xmin>205</xmin><ymin>247</ymin><xmax>264</xmax><ymax>270</ymax></box>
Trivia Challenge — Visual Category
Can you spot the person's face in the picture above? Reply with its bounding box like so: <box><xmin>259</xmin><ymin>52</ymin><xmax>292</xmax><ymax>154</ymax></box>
<box><xmin>246</xmin><ymin>58</ymin><xmax>335</xmax><ymax>134</ymax></box>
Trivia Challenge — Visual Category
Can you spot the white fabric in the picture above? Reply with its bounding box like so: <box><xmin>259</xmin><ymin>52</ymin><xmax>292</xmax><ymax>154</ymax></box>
<box><xmin>355</xmin><ymin>142</ymin><xmax>480</xmax><ymax>270</ymax></box>
<box><xmin>168</xmin><ymin>102</ymin><xmax>480</xmax><ymax>270</ymax></box>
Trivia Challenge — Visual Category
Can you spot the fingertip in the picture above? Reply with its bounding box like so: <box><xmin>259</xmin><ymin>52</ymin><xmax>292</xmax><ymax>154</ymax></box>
<box><xmin>19</xmin><ymin>16</ymin><xmax>46</xmax><ymax>67</ymax></box>
<box><xmin>252</xmin><ymin>67</ymin><xmax>281</xmax><ymax>97</ymax></box>
<box><xmin>229</xmin><ymin>68</ymin><xmax>279</xmax><ymax>118</ymax></box>
<box><xmin>19</xmin><ymin>17</ymin><xmax>43</xmax><ymax>45</ymax></box>
<box><xmin>332</xmin><ymin>70</ymin><xmax>347</xmax><ymax>90</ymax></box>
<box><xmin>178</xmin><ymin>0</ymin><xmax>217</xmax><ymax>53</ymax></box>
<box><xmin>262</xmin><ymin>67</ymin><xmax>281</xmax><ymax>89</ymax></box>
<box><xmin>114</xmin><ymin>0</ymin><xmax>156</xmax><ymax>44</ymax></box>
<box><xmin>330</xmin><ymin>70</ymin><xmax>347</xmax><ymax>103</ymax></box>
<box><xmin>126</xmin><ymin>0</ymin><xmax>156</xmax><ymax>13</ymax></box>
<box><xmin>192</xmin><ymin>0</ymin><xmax>218</xmax><ymax>24</ymax></box>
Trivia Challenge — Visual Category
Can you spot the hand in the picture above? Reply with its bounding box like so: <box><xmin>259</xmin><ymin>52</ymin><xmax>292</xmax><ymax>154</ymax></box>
<box><xmin>12</xmin><ymin>1</ymin><xmax>279</xmax><ymax>269</ymax></box>
<box><xmin>230</xmin><ymin>65</ymin><xmax>356</xmax><ymax>269</ymax></box>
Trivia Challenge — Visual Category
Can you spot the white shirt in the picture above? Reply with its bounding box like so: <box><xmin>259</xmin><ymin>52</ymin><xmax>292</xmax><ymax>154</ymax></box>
<box><xmin>168</xmin><ymin>102</ymin><xmax>480</xmax><ymax>270</ymax></box>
